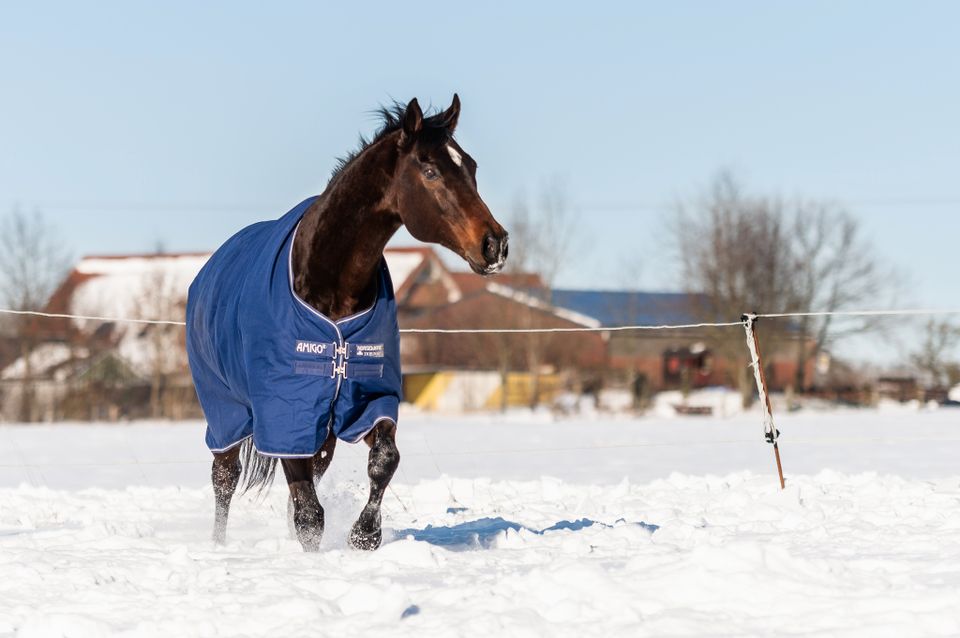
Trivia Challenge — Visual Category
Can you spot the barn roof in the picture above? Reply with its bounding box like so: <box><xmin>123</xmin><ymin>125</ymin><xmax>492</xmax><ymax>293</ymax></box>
<box><xmin>547</xmin><ymin>290</ymin><xmax>708</xmax><ymax>328</ymax></box>
<box><xmin>449</xmin><ymin>272</ymin><xmax>545</xmax><ymax>296</ymax></box>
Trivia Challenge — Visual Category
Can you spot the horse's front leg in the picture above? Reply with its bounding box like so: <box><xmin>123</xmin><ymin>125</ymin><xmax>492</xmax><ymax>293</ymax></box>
<box><xmin>211</xmin><ymin>446</ymin><xmax>242</xmax><ymax>545</ymax></box>
<box><xmin>350</xmin><ymin>420</ymin><xmax>400</xmax><ymax>551</ymax></box>
<box><xmin>282</xmin><ymin>457</ymin><xmax>323</xmax><ymax>551</ymax></box>
<box><xmin>287</xmin><ymin>429</ymin><xmax>337</xmax><ymax>540</ymax></box>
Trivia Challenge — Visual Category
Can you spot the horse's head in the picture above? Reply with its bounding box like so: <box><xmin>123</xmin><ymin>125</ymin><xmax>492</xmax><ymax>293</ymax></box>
<box><xmin>389</xmin><ymin>95</ymin><xmax>508</xmax><ymax>275</ymax></box>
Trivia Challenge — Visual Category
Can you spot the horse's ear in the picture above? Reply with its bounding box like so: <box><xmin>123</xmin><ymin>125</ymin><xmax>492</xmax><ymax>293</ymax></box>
<box><xmin>438</xmin><ymin>93</ymin><xmax>460</xmax><ymax>133</ymax></box>
<box><xmin>400</xmin><ymin>98</ymin><xmax>423</xmax><ymax>147</ymax></box>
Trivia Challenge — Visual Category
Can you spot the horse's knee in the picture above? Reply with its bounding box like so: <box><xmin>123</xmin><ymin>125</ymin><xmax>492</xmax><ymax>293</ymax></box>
<box><xmin>368</xmin><ymin>425</ymin><xmax>399</xmax><ymax>483</ymax></box>
<box><xmin>369</xmin><ymin>444</ymin><xmax>399</xmax><ymax>483</ymax></box>
<box><xmin>212</xmin><ymin>450</ymin><xmax>242</xmax><ymax>496</ymax></box>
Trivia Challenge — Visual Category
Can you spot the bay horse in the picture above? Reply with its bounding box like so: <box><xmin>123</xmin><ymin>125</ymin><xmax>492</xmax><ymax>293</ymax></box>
<box><xmin>186</xmin><ymin>95</ymin><xmax>508</xmax><ymax>552</ymax></box>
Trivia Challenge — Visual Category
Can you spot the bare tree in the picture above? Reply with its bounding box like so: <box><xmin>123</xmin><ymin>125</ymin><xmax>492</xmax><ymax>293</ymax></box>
<box><xmin>0</xmin><ymin>210</ymin><xmax>71</xmax><ymax>421</ymax></box>
<box><xmin>671</xmin><ymin>173</ymin><xmax>892</xmax><ymax>401</ymax></box>
<box><xmin>788</xmin><ymin>202</ymin><xmax>893</xmax><ymax>390</ymax></box>
<box><xmin>910</xmin><ymin>319</ymin><xmax>960</xmax><ymax>389</ymax></box>
<box><xmin>508</xmin><ymin>177</ymin><xmax>580</xmax><ymax>287</ymax></box>
<box><xmin>671</xmin><ymin>174</ymin><xmax>797</xmax><ymax>403</ymax></box>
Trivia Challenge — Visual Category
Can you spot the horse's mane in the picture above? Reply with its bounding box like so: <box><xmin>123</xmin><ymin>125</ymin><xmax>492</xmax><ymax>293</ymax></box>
<box><xmin>330</xmin><ymin>101</ymin><xmax>452</xmax><ymax>181</ymax></box>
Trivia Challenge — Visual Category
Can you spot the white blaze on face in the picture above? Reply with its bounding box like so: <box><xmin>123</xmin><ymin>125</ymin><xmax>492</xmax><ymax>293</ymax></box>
<box><xmin>446</xmin><ymin>144</ymin><xmax>462</xmax><ymax>167</ymax></box>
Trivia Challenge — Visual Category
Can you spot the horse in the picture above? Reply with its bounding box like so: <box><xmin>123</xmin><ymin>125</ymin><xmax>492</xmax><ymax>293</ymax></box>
<box><xmin>186</xmin><ymin>95</ymin><xmax>508</xmax><ymax>552</ymax></box>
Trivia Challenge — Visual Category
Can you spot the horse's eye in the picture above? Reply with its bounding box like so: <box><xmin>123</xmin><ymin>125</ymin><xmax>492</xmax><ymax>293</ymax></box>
<box><xmin>422</xmin><ymin>166</ymin><xmax>439</xmax><ymax>181</ymax></box>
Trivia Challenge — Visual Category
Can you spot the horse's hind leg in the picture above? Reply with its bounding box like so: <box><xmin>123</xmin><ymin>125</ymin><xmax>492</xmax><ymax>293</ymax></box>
<box><xmin>282</xmin><ymin>457</ymin><xmax>323</xmax><ymax>551</ymax></box>
<box><xmin>350</xmin><ymin>420</ymin><xmax>400</xmax><ymax>551</ymax></box>
<box><xmin>211</xmin><ymin>446</ymin><xmax>242</xmax><ymax>544</ymax></box>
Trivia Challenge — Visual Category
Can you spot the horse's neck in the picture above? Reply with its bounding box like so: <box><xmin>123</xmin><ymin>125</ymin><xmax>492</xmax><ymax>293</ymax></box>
<box><xmin>292</xmin><ymin>142</ymin><xmax>401</xmax><ymax>321</ymax></box>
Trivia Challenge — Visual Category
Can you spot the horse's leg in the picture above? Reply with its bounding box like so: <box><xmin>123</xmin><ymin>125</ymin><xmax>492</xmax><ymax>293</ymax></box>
<box><xmin>313</xmin><ymin>427</ymin><xmax>338</xmax><ymax>479</ymax></box>
<box><xmin>287</xmin><ymin>429</ymin><xmax>337</xmax><ymax>539</ymax></box>
<box><xmin>211</xmin><ymin>446</ymin><xmax>242</xmax><ymax>544</ymax></box>
<box><xmin>350</xmin><ymin>420</ymin><xmax>400</xmax><ymax>551</ymax></box>
<box><xmin>282</xmin><ymin>457</ymin><xmax>323</xmax><ymax>551</ymax></box>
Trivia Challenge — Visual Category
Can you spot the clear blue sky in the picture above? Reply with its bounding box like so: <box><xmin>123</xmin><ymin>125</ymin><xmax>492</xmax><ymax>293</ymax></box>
<box><xmin>2</xmin><ymin>2</ymin><xmax>958</xmax><ymax>317</ymax></box>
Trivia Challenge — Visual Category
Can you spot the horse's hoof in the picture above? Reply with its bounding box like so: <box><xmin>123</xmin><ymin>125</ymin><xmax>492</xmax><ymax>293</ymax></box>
<box><xmin>349</xmin><ymin>522</ymin><xmax>382</xmax><ymax>551</ymax></box>
<box><xmin>296</xmin><ymin>525</ymin><xmax>323</xmax><ymax>552</ymax></box>
<box><xmin>298</xmin><ymin>533</ymin><xmax>322</xmax><ymax>552</ymax></box>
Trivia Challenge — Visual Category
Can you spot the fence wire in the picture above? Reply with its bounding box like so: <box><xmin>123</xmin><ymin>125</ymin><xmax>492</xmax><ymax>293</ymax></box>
<box><xmin>3</xmin><ymin>307</ymin><xmax>960</xmax><ymax>334</ymax></box>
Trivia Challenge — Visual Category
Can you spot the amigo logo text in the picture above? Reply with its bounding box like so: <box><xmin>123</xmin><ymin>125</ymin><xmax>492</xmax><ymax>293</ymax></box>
<box><xmin>295</xmin><ymin>340</ymin><xmax>331</xmax><ymax>356</ymax></box>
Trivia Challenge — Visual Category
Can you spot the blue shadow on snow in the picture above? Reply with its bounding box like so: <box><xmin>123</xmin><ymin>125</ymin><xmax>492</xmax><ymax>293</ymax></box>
<box><xmin>394</xmin><ymin>517</ymin><xmax>658</xmax><ymax>551</ymax></box>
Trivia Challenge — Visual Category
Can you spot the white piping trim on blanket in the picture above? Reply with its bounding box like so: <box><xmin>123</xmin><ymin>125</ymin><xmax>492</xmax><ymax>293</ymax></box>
<box><xmin>211</xmin><ymin>419</ymin><xmax>392</xmax><ymax>458</ymax></box>
<box><xmin>344</xmin><ymin>415</ymin><xmax>397</xmax><ymax>445</ymax></box>
<box><xmin>252</xmin><ymin>449</ymin><xmax>321</xmax><ymax>459</ymax></box>
<box><xmin>208</xmin><ymin>434</ymin><xmax>253</xmax><ymax>454</ymax></box>
<box><xmin>208</xmin><ymin>432</ymin><xmax>327</xmax><ymax>458</ymax></box>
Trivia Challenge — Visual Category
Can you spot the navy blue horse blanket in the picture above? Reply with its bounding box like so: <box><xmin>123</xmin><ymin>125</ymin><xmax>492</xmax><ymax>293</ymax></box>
<box><xmin>186</xmin><ymin>197</ymin><xmax>402</xmax><ymax>457</ymax></box>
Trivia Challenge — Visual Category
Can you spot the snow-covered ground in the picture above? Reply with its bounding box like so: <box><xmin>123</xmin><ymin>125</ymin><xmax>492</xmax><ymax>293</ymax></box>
<box><xmin>2</xmin><ymin>406</ymin><xmax>960</xmax><ymax>636</ymax></box>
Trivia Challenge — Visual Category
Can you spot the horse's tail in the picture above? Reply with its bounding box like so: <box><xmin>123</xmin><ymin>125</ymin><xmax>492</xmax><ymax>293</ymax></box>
<box><xmin>239</xmin><ymin>438</ymin><xmax>279</xmax><ymax>495</ymax></box>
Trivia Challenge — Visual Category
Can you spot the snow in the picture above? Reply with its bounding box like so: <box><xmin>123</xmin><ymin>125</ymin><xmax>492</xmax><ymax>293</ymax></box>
<box><xmin>2</xmin><ymin>408</ymin><xmax>960</xmax><ymax>636</ymax></box>
<box><xmin>0</xmin><ymin>343</ymin><xmax>74</xmax><ymax>381</ymax></box>
<box><xmin>650</xmin><ymin>387</ymin><xmax>746</xmax><ymax>418</ymax></box>
<box><xmin>71</xmin><ymin>255</ymin><xmax>208</xmax><ymax>325</ymax></box>
<box><xmin>383</xmin><ymin>251</ymin><xmax>425</xmax><ymax>294</ymax></box>
<box><xmin>597</xmin><ymin>388</ymin><xmax>634</xmax><ymax>412</ymax></box>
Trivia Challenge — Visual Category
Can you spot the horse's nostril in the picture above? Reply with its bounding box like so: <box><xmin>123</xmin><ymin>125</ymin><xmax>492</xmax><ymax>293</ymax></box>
<box><xmin>483</xmin><ymin>234</ymin><xmax>499</xmax><ymax>263</ymax></box>
<box><xmin>501</xmin><ymin>237</ymin><xmax>509</xmax><ymax>261</ymax></box>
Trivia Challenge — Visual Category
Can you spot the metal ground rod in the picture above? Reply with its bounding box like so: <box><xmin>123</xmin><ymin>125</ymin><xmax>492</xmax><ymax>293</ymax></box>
<box><xmin>741</xmin><ymin>313</ymin><xmax>786</xmax><ymax>490</ymax></box>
